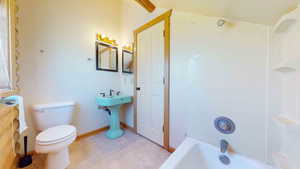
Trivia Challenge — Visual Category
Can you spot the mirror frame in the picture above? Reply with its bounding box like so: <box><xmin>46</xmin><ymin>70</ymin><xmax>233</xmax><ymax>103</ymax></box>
<box><xmin>122</xmin><ymin>50</ymin><xmax>133</xmax><ymax>74</ymax></box>
<box><xmin>96</xmin><ymin>42</ymin><xmax>119</xmax><ymax>72</ymax></box>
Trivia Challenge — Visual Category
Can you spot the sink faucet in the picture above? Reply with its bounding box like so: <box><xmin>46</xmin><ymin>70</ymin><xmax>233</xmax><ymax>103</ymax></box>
<box><xmin>220</xmin><ymin>139</ymin><xmax>229</xmax><ymax>153</ymax></box>
<box><xmin>99</xmin><ymin>93</ymin><xmax>106</xmax><ymax>97</ymax></box>
<box><xmin>109</xmin><ymin>89</ymin><xmax>114</xmax><ymax>97</ymax></box>
<box><xmin>0</xmin><ymin>97</ymin><xmax>17</xmax><ymax>107</ymax></box>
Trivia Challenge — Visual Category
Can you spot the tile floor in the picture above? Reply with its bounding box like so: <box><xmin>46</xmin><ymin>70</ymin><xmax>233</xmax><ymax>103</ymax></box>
<box><xmin>24</xmin><ymin>130</ymin><xmax>170</xmax><ymax>169</ymax></box>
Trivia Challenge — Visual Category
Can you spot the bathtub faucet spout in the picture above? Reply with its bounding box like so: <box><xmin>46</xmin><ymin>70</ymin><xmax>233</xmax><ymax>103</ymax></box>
<box><xmin>220</xmin><ymin>139</ymin><xmax>229</xmax><ymax>153</ymax></box>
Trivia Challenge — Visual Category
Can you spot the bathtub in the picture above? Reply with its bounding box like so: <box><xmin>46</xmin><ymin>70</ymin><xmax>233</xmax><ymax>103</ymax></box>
<box><xmin>160</xmin><ymin>138</ymin><xmax>275</xmax><ymax>169</ymax></box>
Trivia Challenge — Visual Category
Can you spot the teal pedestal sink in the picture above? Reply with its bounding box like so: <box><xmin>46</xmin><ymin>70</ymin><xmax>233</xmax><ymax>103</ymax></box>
<box><xmin>96</xmin><ymin>95</ymin><xmax>132</xmax><ymax>139</ymax></box>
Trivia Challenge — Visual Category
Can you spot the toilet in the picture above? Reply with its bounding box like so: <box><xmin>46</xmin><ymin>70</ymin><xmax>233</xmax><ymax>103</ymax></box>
<box><xmin>32</xmin><ymin>102</ymin><xmax>77</xmax><ymax>169</ymax></box>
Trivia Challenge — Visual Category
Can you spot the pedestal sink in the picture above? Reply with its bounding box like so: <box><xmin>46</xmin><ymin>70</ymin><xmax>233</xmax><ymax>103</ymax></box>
<box><xmin>96</xmin><ymin>95</ymin><xmax>132</xmax><ymax>139</ymax></box>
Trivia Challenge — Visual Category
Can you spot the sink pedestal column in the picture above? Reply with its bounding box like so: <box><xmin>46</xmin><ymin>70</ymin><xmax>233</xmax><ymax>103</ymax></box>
<box><xmin>106</xmin><ymin>105</ymin><xmax>124</xmax><ymax>139</ymax></box>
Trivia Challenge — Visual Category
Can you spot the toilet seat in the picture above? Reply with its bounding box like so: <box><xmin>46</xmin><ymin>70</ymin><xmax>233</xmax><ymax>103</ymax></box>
<box><xmin>36</xmin><ymin>125</ymin><xmax>76</xmax><ymax>145</ymax></box>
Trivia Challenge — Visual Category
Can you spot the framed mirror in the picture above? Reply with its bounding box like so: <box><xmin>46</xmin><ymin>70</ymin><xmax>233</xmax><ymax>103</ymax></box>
<box><xmin>122</xmin><ymin>50</ymin><xmax>133</xmax><ymax>73</ymax></box>
<box><xmin>96</xmin><ymin>42</ymin><xmax>118</xmax><ymax>72</ymax></box>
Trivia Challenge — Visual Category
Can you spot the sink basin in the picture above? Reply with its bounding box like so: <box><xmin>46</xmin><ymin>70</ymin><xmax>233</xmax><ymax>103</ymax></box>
<box><xmin>96</xmin><ymin>95</ymin><xmax>132</xmax><ymax>139</ymax></box>
<box><xmin>96</xmin><ymin>95</ymin><xmax>132</xmax><ymax>107</ymax></box>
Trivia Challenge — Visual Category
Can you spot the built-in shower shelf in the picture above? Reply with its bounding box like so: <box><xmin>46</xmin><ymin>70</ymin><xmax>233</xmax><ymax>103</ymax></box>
<box><xmin>274</xmin><ymin>114</ymin><xmax>300</xmax><ymax>126</ymax></box>
<box><xmin>273</xmin><ymin>7</ymin><xmax>299</xmax><ymax>34</ymax></box>
<box><xmin>273</xmin><ymin>19</ymin><xmax>297</xmax><ymax>34</ymax></box>
<box><xmin>274</xmin><ymin>66</ymin><xmax>296</xmax><ymax>73</ymax></box>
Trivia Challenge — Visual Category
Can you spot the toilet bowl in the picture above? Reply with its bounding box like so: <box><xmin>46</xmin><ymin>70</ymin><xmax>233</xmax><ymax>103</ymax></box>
<box><xmin>35</xmin><ymin>125</ymin><xmax>76</xmax><ymax>169</ymax></box>
<box><xmin>32</xmin><ymin>102</ymin><xmax>77</xmax><ymax>169</ymax></box>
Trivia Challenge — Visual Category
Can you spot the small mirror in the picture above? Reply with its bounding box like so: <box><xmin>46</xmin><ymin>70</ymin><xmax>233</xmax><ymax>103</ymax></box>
<box><xmin>122</xmin><ymin>50</ymin><xmax>133</xmax><ymax>73</ymax></box>
<box><xmin>96</xmin><ymin>42</ymin><xmax>118</xmax><ymax>72</ymax></box>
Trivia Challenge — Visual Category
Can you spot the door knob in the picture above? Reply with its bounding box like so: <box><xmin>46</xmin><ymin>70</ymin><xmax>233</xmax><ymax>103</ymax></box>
<box><xmin>136</xmin><ymin>87</ymin><xmax>141</xmax><ymax>91</ymax></box>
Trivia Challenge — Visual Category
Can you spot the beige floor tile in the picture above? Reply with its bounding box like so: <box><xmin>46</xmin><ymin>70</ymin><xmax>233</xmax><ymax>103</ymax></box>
<box><xmin>23</xmin><ymin>130</ymin><xmax>170</xmax><ymax>169</ymax></box>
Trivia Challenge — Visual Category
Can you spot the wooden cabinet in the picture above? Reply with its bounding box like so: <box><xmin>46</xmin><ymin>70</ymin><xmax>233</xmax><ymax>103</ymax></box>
<box><xmin>0</xmin><ymin>105</ymin><xmax>18</xmax><ymax>169</ymax></box>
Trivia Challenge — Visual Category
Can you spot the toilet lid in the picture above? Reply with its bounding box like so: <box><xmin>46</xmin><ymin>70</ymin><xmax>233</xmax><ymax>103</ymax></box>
<box><xmin>36</xmin><ymin>125</ymin><xmax>76</xmax><ymax>145</ymax></box>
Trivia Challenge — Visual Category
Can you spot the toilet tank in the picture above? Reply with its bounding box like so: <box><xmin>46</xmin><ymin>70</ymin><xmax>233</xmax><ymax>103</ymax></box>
<box><xmin>32</xmin><ymin>102</ymin><xmax>76</xmax><ymax>131</ymax></box>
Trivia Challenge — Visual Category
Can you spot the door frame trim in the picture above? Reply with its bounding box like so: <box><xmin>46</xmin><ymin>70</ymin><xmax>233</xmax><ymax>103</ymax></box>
<box><xmin>133</xmin><ymin>10</ymin><xmax>172</xmax><ymax>151</ymax></box>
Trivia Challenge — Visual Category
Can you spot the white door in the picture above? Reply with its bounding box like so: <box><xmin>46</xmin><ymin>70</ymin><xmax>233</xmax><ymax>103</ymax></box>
<box><xmin>137</xmin><ymin>21</ymin><xmax>165</xmax><ymax>146</ymax></box>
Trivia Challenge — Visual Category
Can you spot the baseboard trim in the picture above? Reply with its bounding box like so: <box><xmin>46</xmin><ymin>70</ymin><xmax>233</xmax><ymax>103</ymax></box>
<box><xmin>168</xmin><ymin>147</ymin><xmax>176</xmax><ymax>153</ymax></box>
<box><xmin>120</xmin><ymin>122</ymin><xmax>136</xmax><ymax>133</ymax></box>
<box><xmin>76</xmin><ymin>126</ymin><xmax>109</xmax><ymax>141</ymax></box>
<box><xmin>27</xmin><ymin>151</ymin><xmax>36</xmax><ymax>156</ymax></box>
<box><xmin>76</xmin><ymin>122</ymin><xmax>135</xmax><ymax>141</ymax></box>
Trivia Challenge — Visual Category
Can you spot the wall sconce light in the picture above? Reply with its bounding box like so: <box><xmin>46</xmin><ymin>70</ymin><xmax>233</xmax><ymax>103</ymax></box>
<box><xmin>122</xmin><ymin>44</ymin><xmax>133</xmax><ymax>52</ymax></box>
<box><xmin>96</xmin><ymin>33</ymin><xmax>118</xmax><ymax>46</ymax></box>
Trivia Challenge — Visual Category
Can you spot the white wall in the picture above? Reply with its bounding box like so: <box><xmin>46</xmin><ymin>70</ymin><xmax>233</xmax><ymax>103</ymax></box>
<box><xmin>170</xmin><ymin>11</ymin><xmax>269</xmax><ymax>162</ymax></box>
<box><xmin>18</xmin><ymin>0</ymin><xmax>122</xmax><ymax>152</ymax></box>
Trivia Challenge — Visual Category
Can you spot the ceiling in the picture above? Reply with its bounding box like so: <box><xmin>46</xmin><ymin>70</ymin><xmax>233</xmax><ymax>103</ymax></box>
<box><xmin>150</xmin><ymin>0</ymin><xmax>299</xmax><ymax>25</ymax></box>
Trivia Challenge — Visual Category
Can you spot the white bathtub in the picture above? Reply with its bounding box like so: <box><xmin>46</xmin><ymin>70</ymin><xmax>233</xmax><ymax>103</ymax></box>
<box><xmin>160</xmin><ymin>138</ymin><xmax>275</xmax><ymax>169</ymax></box>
